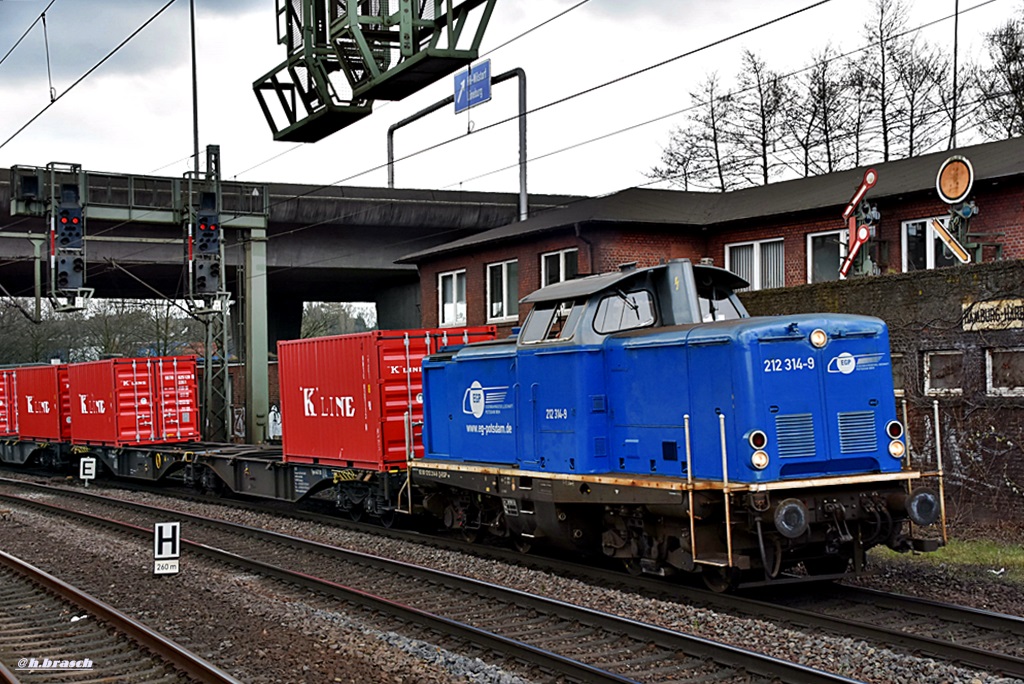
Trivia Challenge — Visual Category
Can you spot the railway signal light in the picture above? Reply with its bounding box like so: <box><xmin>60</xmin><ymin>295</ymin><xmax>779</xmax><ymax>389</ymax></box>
<box><xmin>194</xmin><ymin>211</ymin><xmax>221</xmax><ymax>255</ymax></box>
<box><xmin>56</xmin><ymin>254</ymin><xmax>85</xmax><ymax>290</ymax></box>
<box><xmin>194</xmin><ymin>257</ymin><xmax>220</xmax><ymax>294</ymax></box>
<box><xmin>56</xmin><ymin>205</ymin><xmax>84</xmax><ymax>249</ymax></box>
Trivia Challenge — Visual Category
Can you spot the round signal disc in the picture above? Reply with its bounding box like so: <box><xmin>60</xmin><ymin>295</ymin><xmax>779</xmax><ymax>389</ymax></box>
<box><xmin>936</xmin><ymin>156</ymin><xmax>974</xmax><ymax>204</ymax></box>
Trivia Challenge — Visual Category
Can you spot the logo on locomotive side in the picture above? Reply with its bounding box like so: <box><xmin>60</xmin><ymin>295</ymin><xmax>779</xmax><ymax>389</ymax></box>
<box><xmin>827</xmin><ymin>352</ymin><xmax>886</xmax><ymax>375</ymax></box>
<box><xmin>462</xmin><ymin>381</ymin><xmax>510</xmax><ymax>419</ymax></box>
<box><xmin>830</xmin><ymin>352</ymin><xmax>857</xmax><ymax>375</ymax></box>
<box><xmin>300</xmin><ymin>387</ymin><xmax>357</xmax><ymax>418</ymax></box>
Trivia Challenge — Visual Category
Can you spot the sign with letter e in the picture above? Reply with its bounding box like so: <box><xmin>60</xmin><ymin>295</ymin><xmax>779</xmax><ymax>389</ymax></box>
<box><xmin>153</xmin><ymin>522</ymin><xmax>181</xmax><ymax>575</ymax></box>
<box><xmin>79</xmin><ymin>457</ymin><xmax>96</xmax><ymax>482</ymax></box>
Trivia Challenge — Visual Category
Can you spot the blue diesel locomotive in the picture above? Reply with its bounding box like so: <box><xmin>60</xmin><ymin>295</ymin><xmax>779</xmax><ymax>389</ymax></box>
<box><xmin>413</xmin><ymin>259</ymin><xmax>942</xmax><ymax>589</ymax></box>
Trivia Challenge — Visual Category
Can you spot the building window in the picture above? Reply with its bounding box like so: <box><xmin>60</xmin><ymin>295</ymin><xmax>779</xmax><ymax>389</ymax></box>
<box><xmin>806</xmin><ymin>230</ymin><xmax>846</xmax><ymax>283</ymax></box>
<box><xmin>541</xmin><ymin>248</ymin><xmax>578</xmax><ymax>287</ymax></box>
<box><xmin>987</xmin><ymin>348</ymin><xmax>1024</xmax><ymax>396</ymax></box>
<box><xmin>726</xmin><ymin>239</ymin><xmax>784</xmax><ymax>290</ymax></box>
<box><xmin>438</xmin><ymin>270</ymin><xmax>466</xmax><ymax>326</ymax></box>
<box><xmin>924</xmin><ymin>351</ymin><xmax>963</xmax><ymax>396</ymax></box>
<box><xmin>902</xmin><ymin>217</ymin><xmax>958</xmax><ymax>272</ymax></box>
<box><xmin>486</xmin><ymin>260</ymin><xmax>519</xmax><ymax>322</ymax></box>
<box><xmin>891</xmin><ymin>353</ymin><xmax>905</xmax><ymax>397</ymax></box>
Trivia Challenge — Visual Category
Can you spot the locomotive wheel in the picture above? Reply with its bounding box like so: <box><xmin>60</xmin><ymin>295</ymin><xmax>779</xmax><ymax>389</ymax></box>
<box><xmin>459</xmin><ymin>528</ymin><xmax>480</xmax><ymax>543</ymax></box>
<box><xmin>702</xmin><ymin>566</ymin><xmax>740</xmax><ymax>593</ymax></box>
<box><xmin>349</xmin><ymin>506</ymin><xmax>364</xmax><ymax>522</ymax></box>
<box><xmin>513</xmin><ymin>537</ymin><xmax>533</xmax><ymax>554</ymax></box>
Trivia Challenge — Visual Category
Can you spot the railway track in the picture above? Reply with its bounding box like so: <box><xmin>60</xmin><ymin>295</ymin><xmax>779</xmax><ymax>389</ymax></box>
<box><xmin>130</xmin><ymin>476</ymin><xmax>1024</xmax><ymax>680</ymax></box>
<box><xmin>0</xmin><ymin>479</ymin><xmax>856</xmax><ymax>684</ymax></box>
<box><xmin>0</xmin><ymin>546</ymin><xmax>239</xmax><ymax>683</ymax></box>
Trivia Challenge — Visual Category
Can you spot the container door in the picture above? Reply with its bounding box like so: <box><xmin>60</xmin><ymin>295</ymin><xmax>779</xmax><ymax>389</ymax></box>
<box><xmin>115</xmin><ymin>360</ymin><xmax>156</xmax><ymax>443</ymax></box>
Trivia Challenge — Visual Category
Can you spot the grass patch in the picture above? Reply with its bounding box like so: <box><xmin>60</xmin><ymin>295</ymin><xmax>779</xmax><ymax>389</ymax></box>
<box><xmin>871</xmin><ymin>537</ymin><xmax>1024</xmax><ymax>585</ymax></box>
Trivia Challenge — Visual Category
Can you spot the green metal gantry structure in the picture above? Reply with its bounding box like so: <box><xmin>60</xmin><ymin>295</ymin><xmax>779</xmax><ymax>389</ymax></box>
<box><xmin>253</xmin><ymin>0</ymin><xmax>497</xmax><ymax>142</ymax></box>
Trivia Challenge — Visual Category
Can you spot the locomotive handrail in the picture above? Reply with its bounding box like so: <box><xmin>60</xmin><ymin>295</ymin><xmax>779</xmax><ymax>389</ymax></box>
<box><xmin>684</xmin><ymin>414</ymin><xmax>698</xmax><ymax>566</ymax></box>
<box><xmin>719</xmin><ymin>414</ymin><xmax>734</xmax><ymax>568</ymax></box>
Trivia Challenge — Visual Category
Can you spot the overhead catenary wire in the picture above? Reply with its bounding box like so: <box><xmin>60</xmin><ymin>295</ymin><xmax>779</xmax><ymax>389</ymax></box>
<box><xmin>0</xmin><ymin>0</ymin><xmax>1011</xmax><ymax>299</ymax></box>
<box><xmin>0</xmin><ymin>0</ymin><xmax>178</xmax><ymax>151</ymax></box>
<box><xmin>0</xmin><ymin>0</ymin><xmax>57</xmax><ymax>69</ymax></box>
<box><xmin>229</xmin><ymin>0</ymin><xmax>593</xmax><ymax>181</ymax></box>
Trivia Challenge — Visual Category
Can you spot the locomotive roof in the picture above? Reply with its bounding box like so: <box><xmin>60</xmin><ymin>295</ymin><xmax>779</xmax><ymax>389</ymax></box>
<box><xmin>520</xmin><ymin>260</ymin><xmax>748</xmax><ymax>304</ymax></box>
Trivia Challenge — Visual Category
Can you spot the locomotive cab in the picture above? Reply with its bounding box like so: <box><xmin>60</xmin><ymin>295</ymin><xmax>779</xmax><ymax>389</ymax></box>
<box><xmin>416</xmin><ymin>259</ymin><xmax>944</xmax><ymax>590</ymax></box>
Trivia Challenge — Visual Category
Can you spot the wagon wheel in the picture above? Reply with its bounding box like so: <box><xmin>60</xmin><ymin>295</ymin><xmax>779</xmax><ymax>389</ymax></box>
<box><xmin>378</xmin><ymin>509</ymin><xmax>396</xmax><ymax>529</ymax></box>
<box><xmin>459</xmin><ymin>528</ymin><xmax>479</xmax><ymax>543</ymax></box>
<box><xmin>348</xmin><ymin>505</ymin><xmax>364</xmax><ymax>523</ymax></box>
<box><xmin>702</xmin><ymin>566</ymin><xmax>740</xmax><ymax>593</ymax></box>
<box><xmin>513</xmin><ymin>537</ymin><xmax>533</xmax><ymax>554</ymax></box>
<box><xmin>622</xmin><ymin>560</ymin><xmax>644</xmax><ymax>577</ymax></box>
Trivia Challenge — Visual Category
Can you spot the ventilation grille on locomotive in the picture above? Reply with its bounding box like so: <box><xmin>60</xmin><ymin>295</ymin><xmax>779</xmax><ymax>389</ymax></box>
<box><xmin>775</xmin><ymin>413</ymin><xmax>816</xmax><ymax>458</ymax></box>
<box><xmin>838</xmin><ymin>410</ymin><xmax>877</xmax><ymax>453</ymax></box>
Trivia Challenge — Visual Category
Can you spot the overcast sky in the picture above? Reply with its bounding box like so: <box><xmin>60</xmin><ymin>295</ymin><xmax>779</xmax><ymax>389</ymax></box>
<box><xmin>0</xmin><ymin>0</ymin><xmax>1015</xmax><ymax>198</ymax></box>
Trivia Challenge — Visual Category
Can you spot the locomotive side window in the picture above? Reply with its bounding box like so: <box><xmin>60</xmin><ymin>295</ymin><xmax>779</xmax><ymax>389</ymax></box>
<box><xmin>520</xmin><ymin>300</ymin><xmax>581</xmax><ymax>344</ymax></box>
<box><xmin>698</xmin><ymin>285</ymin><xmax>744</xmax><ymax>322</ymax></box>
<box><xmin>594</xmin><ymin>290</ymin><xmax>656</xmax><ymax>334</ymax></box>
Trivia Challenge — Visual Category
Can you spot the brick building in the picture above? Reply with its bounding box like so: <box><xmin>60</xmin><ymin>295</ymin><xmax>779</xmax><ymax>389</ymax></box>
<box><xmin>399</xmin><ymin>135</ymin><xmax>1024</xmax><ymax>524</ymax></box>
<box><xmin>400</xmin><ymin>136</ymin><xmax>1024</xmax><ymax>337</ymax></box>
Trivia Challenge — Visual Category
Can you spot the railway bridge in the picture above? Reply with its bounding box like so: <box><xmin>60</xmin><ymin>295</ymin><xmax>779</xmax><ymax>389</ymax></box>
<box><xmin>1</xmin><ymin>166</ymin><xmax>569</xmax><ymax>339</ymax></box>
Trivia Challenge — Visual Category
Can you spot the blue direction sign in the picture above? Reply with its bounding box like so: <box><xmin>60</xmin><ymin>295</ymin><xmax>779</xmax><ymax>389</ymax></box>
<box><xmin>454</xmin><ymin>60</ymin><xmax>491</xmax><ymax>114</ymax></box>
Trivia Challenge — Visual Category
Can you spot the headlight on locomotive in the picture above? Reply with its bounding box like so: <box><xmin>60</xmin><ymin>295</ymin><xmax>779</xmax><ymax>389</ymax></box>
<box><xmin>885</xmin><ymin>421</ymin><xmax>905</xmax><ymax>458</ymax></box>
<box><xmin>809</xmin><ymin>328</ymin><xmax>828</xmax><ymax>348</ymax></box>
<box><xmin>750</xmin><ymin>450</ymin><xmax>770</xmax><ymax>470</ymax></box>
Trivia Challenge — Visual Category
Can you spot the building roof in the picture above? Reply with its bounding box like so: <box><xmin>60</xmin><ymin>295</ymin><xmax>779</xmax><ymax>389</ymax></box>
<box><xmin>398</xmin><ymin>135</ymin><xmax>1024</xmax><ymax>263</ymax></box>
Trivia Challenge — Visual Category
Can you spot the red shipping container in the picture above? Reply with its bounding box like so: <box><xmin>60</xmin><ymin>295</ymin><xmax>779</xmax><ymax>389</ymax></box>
<box><xmin>150</xmin><ymin>356</ymin><xmax>201</xmax><ymax>443</ymax></box>
<box><xmin>16</xmin><ymin>364</ymin><xmax>71</xmax><ymax>442</ymax></box>
<box><xmin>279</xmin><ymin>327</ymin><xmax>496</xmax><ymax>470</ymax></box>
<box><xmin>68</xmin><ymin>356</ymin><xmax>200</xmax><ymax>446</ymax></box>
<box><xmin>0</xmin><ymin>370</ymin><xmax>18</xmax><ymax>437</ymax></box>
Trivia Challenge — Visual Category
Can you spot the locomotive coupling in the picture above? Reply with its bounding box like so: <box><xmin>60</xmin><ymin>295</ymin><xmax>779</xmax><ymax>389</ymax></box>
<box><xmin>888</xmin><ymin>488</ymin><xmax>941</xmax><ymax>526</ymax></box>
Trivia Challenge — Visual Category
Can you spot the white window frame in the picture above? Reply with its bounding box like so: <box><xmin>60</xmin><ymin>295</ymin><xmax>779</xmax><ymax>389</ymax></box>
<box><xmin>986</xmin><ymin>348</ymin><xmax>1024</xmax><ymax>397</ymax></box>
<box><xmin>486</xmin><ymin>259</ymin><xmax>518</xmax><ymax>323</ymax></box>
<box><xmin>901</xmin><ymin>216</ymin><xmax>955</xmax><ymax>272</ymax></box>
<box><xmin>540</xmin><ymin>248</ymin><xmax>578</xmax><ymax>287</ymax></box>
<box><xmin>437</xmin><ymin>269</ymin><xmax>466</xmax><ymax>327</ymax></box>
<box><xmin>725</xmin><ymin>238</ymin><xmax>784</xmax><ymax>290</ymax></box>
<box><xmin>805</xmin><ymin>229</ymin><xmax>848</xmax><ymax>284</ymax></box>
<box><xmin>923</xmin><ymin>350</ymin><xmax>963</xmax><ymax>397</ymax></box>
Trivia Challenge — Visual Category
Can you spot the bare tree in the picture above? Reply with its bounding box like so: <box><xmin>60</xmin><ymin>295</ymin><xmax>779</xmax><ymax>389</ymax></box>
<box><xmin>730</xmin><ymin>50</ymin><xmax>791</xmax><ymax>185</ymax></box>
<box><xmin>648</xmin><ymin>72</ymin><xmax>739</xmax><ymax>192</ymax></box>
<box><xmin>978</xmin><ymin>13</ymin><xmax>1024</xmax><ymax>138</ymax></box>
<box><xmin>844</xmin><ymin>55</ymin><xmax>877</xmax><ymax>167</ymax></box>
<box><xmin>893</xmin><ymin>33</ymin><xmax>942</xmax><ymax>156</ymax></box>
<box><xmin>784</xmin><ymin>46</ymin><xmax>851</xmax><ymax>176</ymax></box>
<box><xmin>649</xmin><ymin>125</ymin><xmax>704</xmax><ymax>190</ymax></box>
<box><xmin>301</xmin><ymin>302</ymin><xmax>375</xmax><ymax>338</ymax></box>
<box><xmin>861</xmin><ymin>0</ymin><xmax>910</xmax><ymax>162</ymax></box>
